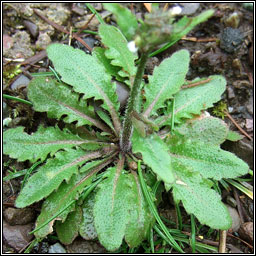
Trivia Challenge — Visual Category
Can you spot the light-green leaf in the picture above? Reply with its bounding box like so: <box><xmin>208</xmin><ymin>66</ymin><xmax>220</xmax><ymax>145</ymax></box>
<box><xmin>168</xmin><ymin>136</ymin><xmax>249</xmax><ymax>180</ymax></box>
<box><xmin>174</xmin><ymin>116</ymin><xmax>229</xmax><ymax>146</ymax></box>
<box><xmin>34</xmin><ymin>171</ymin><xmax>94</xmax><ymax>238</ymax></box>
<box><xmin>157</xmin><ymin>75</ymin><xmax>226</xmax><ymax>126</ymax></box>
<box><xmin>3</xmin><ymin>126</ymin><xmax>89</xmax><ymax>163</ymax></box>
<box><xmin>46</xmin><ymin>44</ymin><xmax>121</xmax><ymax>133</ymax></box>
<box><xmin>125</xmin><ymin>172</ymin><xmax>154</xmax><ymax>247</ymax></box>
<box><xmin>28</xmin><ymin>77</ymin><xmax>111</xmax><ymax>133</ymax></box>
<box><xmin>56</xmin><ymin>205</ymin><xmax>82</xmax><ymax>244</ymax></box>
<box><xmin>132</xmin><ymin>130</ymin><xmax>175</xmax><ymax>185</ymax></box>
<box><xmin>103</xmin><ymin>3</ymin><xmax>138</xmax><ymax>41</ymax></box>
<box><xmin>143</xmin><ymin>50</ymin><xmax>190</xmax><ymax>117</ymax></box>
<box><xmin>226</xmin><ymin>130</ymin><xmax>244</xmax><ymax>141</ymax></box>
<box><xmin>15</xmin><ymin>148</ymin><xmax>103</xmax><ymax>208</ymax></box>
<box><xmin>172</xmin><ymin>161</ymin><xmax>232</xmax><ymax>230</ymax></box>
<box><xmin>99</xmin><ymin>24</ymin><xmax>137</xmax><ymax>79</ymax></box>
<box><xmin>93</xmin><ymin>166</ymin><xmax>133</xmax><ymax>251</ymax></box>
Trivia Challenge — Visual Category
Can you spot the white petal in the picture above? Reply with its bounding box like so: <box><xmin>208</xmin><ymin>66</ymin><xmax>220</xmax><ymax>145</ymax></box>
<box><xmin>127</xmin><ymin>41</ymin><xmax>138</xmax><ymax>53</ymax></box>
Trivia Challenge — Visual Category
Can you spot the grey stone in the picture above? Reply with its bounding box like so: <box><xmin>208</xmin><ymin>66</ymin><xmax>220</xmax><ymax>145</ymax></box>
<box><xmin>10</xmin><ymin>75</ymin><xmax>30</xmax><ymax>90</ymax></box>
<box><xmin>4</xmin><ymin>207</ymin><xmax>36</xmax><ymax>226</ymax></box>
<box><xmin>66</xmin><ymin>238</ymin><xmax>106</xmax><ymax>253</ymax></box>
<box><xmin>48</xmin><ymin>243</ymin><xmax>66</xmax><ymax>254</ymax></box>
<box><xmin>226</xmin><ymin>205</ymin><xmax>241</xmax><ymax>232</ymax></box>
<box><xmin>3</xmin><ymin>220</ymin><xmax>33</xmax><ymax>251</ymax></box>
<box><xmin>180</xmin><ymin>3</ymin><xmax>200</xmax><ymax>15</ymax></box>
<box><xmin>23</xmin><ymin>20</ymin><xmax>39</xmax><ymax>39</ymax></box>
<box><xmin>220</xmin><ymin>28</ymin><xmax>244</xmax><ymax>53</ymax></box>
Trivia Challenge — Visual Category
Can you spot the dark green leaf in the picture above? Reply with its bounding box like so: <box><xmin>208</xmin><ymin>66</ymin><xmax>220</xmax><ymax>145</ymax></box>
<box><xmin>56</xmin><ymin>205</ymin><xmax>82</xmax><ymax>244</ymax></box>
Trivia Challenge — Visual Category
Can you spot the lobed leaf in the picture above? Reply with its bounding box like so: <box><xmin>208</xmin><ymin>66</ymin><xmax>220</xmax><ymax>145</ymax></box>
<box><xmin>174</xmin><ymin>116</ymin><xmax>229</xmax><ymax>146</ymax></box>
<box><xmin>3</xmin><ymin>126</ymin><xmax>92</xmax><ymax>163</ymax></box>
<box><xmin>103</xmin><ymin>3</ymin><xmax>138</xmax><ymax>41</ymax></box>
<box><xmin>56</xmin><ymin>205</ymin><xmax>83</xmax><ymax>244</ymax></box>
<box><xmin>124</xmin><ymin>172</ymin><xmax>154</xmax><ymax>247</ymax></box>
<box><xmin>93</xmin><ymin>166</ymin><xmax>133</xmax><ymax>251</ymax></box>
<box><xmin>168</xmin><ymin>136</ymin><xmax>249</xmax><ymax>180</ymax></box>
<box><xmin>98</xmin><ymin>24</ymin><xmax>137</xmax><ymax>79</ymax></box>
<box><xmin>34</xmin><ymin>171</ymin><xmax>94</xmax><ymax>238</ymax></box>
<box><xmin>132</xmin><ymin>130</ymin><xmax>175</xmax><ymax>185</ymax></box>
<box><xmin>143</xmin><ymin>50</ymin><xmax>190</xmax><ymax>117</ymax></box>
<box><xmin>79</xmin><ymin>192</ymin><xmax>98</xmax><ymax>240</ymax></box>
<box><xmin>172</xmin><ymin>161</ymin><xmax>232</xmax><ymax>230</ymax></box>
<box><xmin>46</xmin><ymin>44</ymin><xmax>121</xmax><ymax>133</ymax></box>
<box><xmin>28</xmin><ymin>77</ymin><xmax>111</xmax><ymax>133</ymax></box>
<box><xmin>15</xmin><ymin>148</ymin><xmax>103</xmax><ymax>208</ymax></box>
<box><xmin>157</xmin><ymin>75</ymin><xmax>226</xmax><ymax>126</ymax></box>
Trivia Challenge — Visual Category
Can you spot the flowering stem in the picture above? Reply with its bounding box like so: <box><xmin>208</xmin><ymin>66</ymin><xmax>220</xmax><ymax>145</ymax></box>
<box><xmin>120</xmin><ymin>52</ymin><xmax>148</xmax><ymax>152</ymax></box>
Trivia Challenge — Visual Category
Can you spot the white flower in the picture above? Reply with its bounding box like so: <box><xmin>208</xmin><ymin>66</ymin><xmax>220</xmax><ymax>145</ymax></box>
<box><xmin>170</xmin><ymin>6</ymin><xmax>182</xmax><ymax>16</ymax></box>
<box><xmin>127</xmin><ymin>41</ymin><xmax>138</xmax><ymax>53</ymax></box>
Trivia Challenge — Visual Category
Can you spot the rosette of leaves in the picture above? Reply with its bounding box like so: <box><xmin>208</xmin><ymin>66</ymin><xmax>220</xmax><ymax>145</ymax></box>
<box><xmin>3</xmin><ymin>5</ymin><xmax>249</xmax><ymax>253</ymax></box>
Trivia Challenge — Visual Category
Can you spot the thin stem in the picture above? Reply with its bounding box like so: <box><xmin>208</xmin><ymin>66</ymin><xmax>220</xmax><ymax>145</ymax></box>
<box><xmin>120</xmin><ymin>52</ymin><xmax>148</xmax><ymax>152</ymax></box>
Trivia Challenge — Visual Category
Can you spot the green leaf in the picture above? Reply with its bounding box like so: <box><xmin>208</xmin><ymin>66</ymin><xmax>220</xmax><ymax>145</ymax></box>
<box><xmin>172</xmin><ymin>161</ymin><xmax>232</xmax><ymax>230</ymax></box>
<box><xmin>28</xmin><ymin>77</ymin><xmax>111</xmax><ymax>132</ymax></box>
<box><xmin>132</xmin><ymin>130</ymin><xmax>175</xmax><ymax>185</ymax></box>
<box><xmin>46</xmin><ymin>44</ymin><xmax>121</xmax><ymax>133</ymax></box>
<box><xmin>79</xmin><ymin>192</ymin><xmax>97</xmax><ymax>240</ymax></box>
<box><xmin>103</xmin><ymin>3</ymin><xmax>138</xmax><ymax>41</ymax></box>
<box><xmin>3</xmin><ymin>126</ymin><xmax>106</xmax><ymax>163</ymax></box>
<box><xmin>157</xmin><ymin>75</ymin><xmax>226</xmax><ymax>126</ymax></box>
<box><xmin>34</xmin><ymin>171</ymin><xmax>94</xmax><ymax>238</ymax></box>
<box><xmin>93</xmin><ymin>47</ymin><xmax>123</xmax><ymax>81</ymax></box>
<box><xmin>168</xmin><ymin>136</ymin><xmax>249</xmax><ymax>180</ymax></box>
<box><xmin>143</xmin><ymin>50</ymin><xmax>190</xmax><ymax>117</ymax></box>
<box><xmin>226</xmin><ymin>130</ymin><xmax>244</xmax><ymax>141</ymax></box>
<box><xmin>174</xmin><ymin>116</ymin><xmax>229</xmax><ymax>146</ymax></box>
<box><xmin>98</xmin><ymin>24</ymin><xmax>137</xmax><ymax>78</ymax></box>
<box><xmin>93</xmin><ymin>166</ymin><xmax>133</xmax><ymax>251</ymax></box>
<box><xmin>56</xmin><ymin>205</ymin><xmax>82</xmax><ymax>244</ymax></box>
<box><xmin>125</xmin><ymin>172</ymin><xmax>154</xmax><ymax>247</ymax></box>
<box><xmin>15</xmin><ymin>148</ymin><xmax>103</xmax><ymax>208</ymax></box>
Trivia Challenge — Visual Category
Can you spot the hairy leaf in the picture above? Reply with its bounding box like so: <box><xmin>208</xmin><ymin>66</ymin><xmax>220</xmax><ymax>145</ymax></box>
<box><xmin>172</xmin><ymin>161</ymin><xmax>232</xmax><ymax>230</ymax></box>
<box><xmin>157</xmin><ymin>75</ymin><xmax>226</xmax><ymax>126</ymax></box>
<box><xmin>56</xmin><ymin>205</ymin><xmax>82</xmax><ymax>244</ymax></box>
<box><xmin>15</xmin><ymin>148</ymin><xmax>103</xmax><ymax>208</ymax></box>
<box><xmin>99</xmin><ymin>24</ymin><xmax>137</xmax><ymax>78</ymax></box>
<box><xmin>47</xmin><ymin>44</ymin><xmax>121</xmax><ymax>133</ymax></box>
<box><xmin>93</xmin><ymin>166</ymin><xmax>133</xmax><ymax>251</ymax></box>
<box><xmin>28</xmin><ymin>77</ymin><xmax>110</xmax><ymax>132</ymax></box>
<box><xmin>168</xmin><ymin>136</ymin><xmax>249</xmax><ymax>180</ymax></box>
<box><xmin>174</xmin><ymin>116</ymin><xmax>229</xmax><ymax>146</ymax></box>
<box><xmin>143</xmin><ymin>50</ymin><xmax>190</xmax><ymax>117</ymax></box>
<box><xmin>103</xmin><ymin>3</ymin><xmax>138</xmax><ymax>41</ymax></box>
<box><xmin>132</xmin><ymin>130</ymin><xmax>175</xmax><ymax>185</ymax></box>
<box><xmin>226</xmin><ymin>130</ymin><xmax>244</xmax><ymax>141</ymax></box>
<box><xmin>93</xmin><ymin>47</ymin><xmax>122</xmax><ymax>81</ymax></box>
<box><xmin>34</xmin><ymin>171</ymin><xmax>94</xmax><ymax>238</ymax></box>
<box><xmin>125</xmin><ymin>172</ymin><xmax>154</xmax><ymax>247</ymax></box>
<box><xmin>79</xmin><ymin>192</ymin><xmax>97</xmax><ymax>240</ymax></box>
<box><xmin>3</xmin><ymin>126</ymin><xmax>107</xmax><ymax>163</ymax></box>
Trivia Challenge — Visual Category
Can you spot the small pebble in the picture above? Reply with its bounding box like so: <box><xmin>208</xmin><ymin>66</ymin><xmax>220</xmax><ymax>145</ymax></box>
<box><xmin>238</xmin><ymin>222</ymin><xmax>253</xmax><ymax>243</ymax></box>
<box><xmin>179</xmin><ymin>3</ymin><xmax>200</xmax><ymax>15</ymax></box>
<box><xmin>226</xmin><ymin>205</ymin><xmax>241</xmax><ymax>232</ymax></box>
<box><xmin>227</xmin><ymin>86</ymin><xmax>235</xmax><ymax>99</ymax></box>
<box><xmin>220</xmin><ymin>27</ymin><xmax>244</xmax><ymax>53</ymax></box>
<box><xmin>23</xmin><ymin>20</ymin><xmax>39</xmax><ymax>39</ymax></box>
<box><xmin>4</xmin><ymin>207</ymin><xmax>36</xmax><ymax>225</ymax></box>
<box><xmin>48</xmin><ymin>243</ymin><xmax>66</xmax><ymax>254</ymax></box>
<box><xmin>10</xmin><ymin>74</ymin><xmax>30</xmax><ymax>90</ymax></box>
